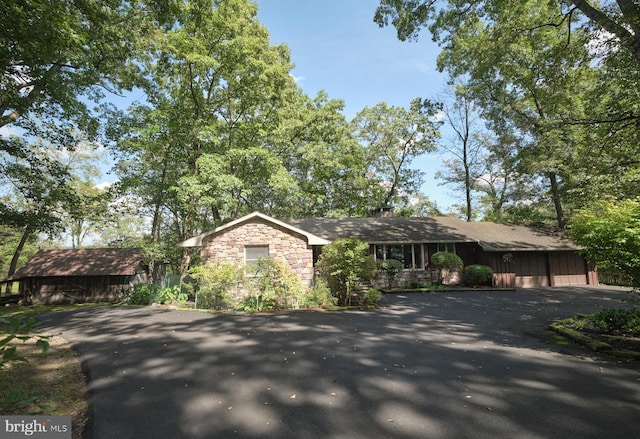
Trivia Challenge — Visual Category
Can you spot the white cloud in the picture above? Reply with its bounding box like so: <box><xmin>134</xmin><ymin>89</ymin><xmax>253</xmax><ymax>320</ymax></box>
<box><xmin>290</xmin><ymin>74</ymin><xmax>305</xmax><ymax>84</ymax></box>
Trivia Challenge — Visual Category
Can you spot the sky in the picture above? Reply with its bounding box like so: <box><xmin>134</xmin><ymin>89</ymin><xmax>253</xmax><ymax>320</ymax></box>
<box><xmin>255</xmin><ymin>0</ymin><xmax>458</xmax><ymax>210</ymax></box>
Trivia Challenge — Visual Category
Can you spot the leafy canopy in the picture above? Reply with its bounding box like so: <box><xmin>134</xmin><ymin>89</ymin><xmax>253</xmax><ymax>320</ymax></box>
<box><xmin>570</xmin><ymin>198</ymin><xmax>640</xmax><ymax>290</ymax></box>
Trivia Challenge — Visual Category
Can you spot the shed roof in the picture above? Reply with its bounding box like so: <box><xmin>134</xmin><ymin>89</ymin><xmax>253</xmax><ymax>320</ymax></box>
<box><xmin>9</xmin><ymin>248</ymin><xmax>146</xmax><ymax>280</ymax></box>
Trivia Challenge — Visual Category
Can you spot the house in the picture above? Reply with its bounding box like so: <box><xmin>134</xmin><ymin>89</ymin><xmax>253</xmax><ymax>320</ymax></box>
<box><xmin>5</xmin><ymin>248</ymin><xmax>152</xmax><ymax>304</ymax></box>
<box><xmin>179</xmin><ymin>211</ymin><xmax>598</xmax><ymax>289</ymax></box>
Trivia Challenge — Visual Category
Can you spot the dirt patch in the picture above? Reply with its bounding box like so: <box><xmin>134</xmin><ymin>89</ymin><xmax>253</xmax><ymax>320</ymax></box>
<box><xmin>0</xmin><ymin>335</ymin><xmax>88</xmax><ymax>439</ymax></box>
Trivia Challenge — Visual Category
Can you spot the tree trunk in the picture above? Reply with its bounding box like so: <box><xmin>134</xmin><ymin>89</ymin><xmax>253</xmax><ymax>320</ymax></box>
<box><xmin>548</xmin><ymin>172</ymin><xmax>566</xmax><ymax>230</ymax></box>
<box><xmin>6</xmin><ymin>226</ymin><xmax>33</xmax><ymax>294</ymax></box>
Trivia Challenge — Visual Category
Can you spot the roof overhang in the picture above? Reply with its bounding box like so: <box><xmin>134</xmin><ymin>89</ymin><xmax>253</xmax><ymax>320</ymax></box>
<box><xmin>178</xmin><ymin>211</ymin><xmax>331</xmax><ymax>247</ymax></box>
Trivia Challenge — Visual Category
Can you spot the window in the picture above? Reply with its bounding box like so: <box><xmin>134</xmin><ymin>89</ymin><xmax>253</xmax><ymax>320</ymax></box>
<box><xmin>245</xmin><ymin>245</ymin><xmax>269</xmax><ymax>267</ymax></box>
<box><xmin>437</xmin><ymin>243</ymin><xmax>456</xmax><ymax>254</ymax></box>
<box><xmin>374</xmin><ymin>244</ymin><xmax>424</xmax><ymax>270</ymax></box>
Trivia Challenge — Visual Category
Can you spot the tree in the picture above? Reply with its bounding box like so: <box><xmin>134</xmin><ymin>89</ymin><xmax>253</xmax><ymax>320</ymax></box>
<box><xmin>0</xmin><ymin>0</ymin><xmax>176</xmax><ymax>136</ymax></box>
<box><xmin>376</xmin><ymin>1</ymin><xmax>605</xmax><ymax>230</ymax></box>
<box><xmin>352</xmin><ymin>98</ymin><xmax>441</xmax><ymax>211</ymax></box>
<box><xmin>436</xmin><ymin>82</ymin><xmax>485</xmax><ymax>221</ymax></box>
<box><xmin>316</xmin><ymin>238</ymin><xmax>378</xmax><ymax>306</ymax></box>
<box><xmin>570</xmin><ymin>197</ymin><xmax>640</xmax><ymax>291</ymax></box>
<box><xmin>0</xmin><ymin>138</ymin><xmax>72</xmax><ymax>284</ymax></box>
<box><xmin>111</xmin><ymin>0</ymin><xmax>297</xmax><ymax>274</ymax></box>
<box><xmin>374</xmin><ymin>0</ymin><xmax>640</xmax><ymax>67</ymax></box>
<box><xmin>270</xmin><ymin>90</ymin><xmax>371</xmax><ymax>217</ymax></box>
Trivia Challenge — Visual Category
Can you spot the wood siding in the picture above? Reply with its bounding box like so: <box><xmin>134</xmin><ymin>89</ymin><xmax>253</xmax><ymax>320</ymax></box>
<box><xmin>20</xmin><ymin>275</ymin><xmax>141</xmax><ymax>304</ymax></box>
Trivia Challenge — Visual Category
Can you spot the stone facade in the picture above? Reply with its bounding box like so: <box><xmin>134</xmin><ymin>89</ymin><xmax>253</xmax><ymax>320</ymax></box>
<box><xmin>201</xmin><ymin>218</ymin><xmax>315</xmax><ymax>287</ymax></box>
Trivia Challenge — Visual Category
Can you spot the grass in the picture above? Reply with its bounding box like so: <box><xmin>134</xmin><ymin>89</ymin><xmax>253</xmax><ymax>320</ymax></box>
<box><xmin>0</xmin><ymin>305</ymin><xmax>96</xmax><ymax>439</ymax></box>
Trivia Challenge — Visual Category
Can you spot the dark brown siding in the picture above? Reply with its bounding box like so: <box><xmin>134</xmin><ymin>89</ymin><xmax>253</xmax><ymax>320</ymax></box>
<box><xmin>548</xmin><ymin>252</ymin><xmax>588</xmax><ymax>286</ymax></box>
<box><xmin>20</xmin><ymin>275</ymin><xmax>135</xmax><ymax>304</ymax></box>
<box><xmin>512</xmin><ymin>252</ymin><xmax>549</xmax><ymax>287</ymax></box>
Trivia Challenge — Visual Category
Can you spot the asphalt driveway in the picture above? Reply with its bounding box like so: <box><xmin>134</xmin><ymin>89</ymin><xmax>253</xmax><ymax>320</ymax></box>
<box><xmin>40</xmin><ymin>286</ymin><xmax>640</xmax><ymax>439</ymax></box>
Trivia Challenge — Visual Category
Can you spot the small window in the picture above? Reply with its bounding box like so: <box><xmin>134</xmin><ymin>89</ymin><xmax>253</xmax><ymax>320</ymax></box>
<box><xmin>437</xmin><ymin>243</ymin><xmax>456</xmax><ymax>254</ymax></box>
<box><xmin>245</xmin><ymin>245</ymin><xmax>269</xmax><ymax>267</ymax></box>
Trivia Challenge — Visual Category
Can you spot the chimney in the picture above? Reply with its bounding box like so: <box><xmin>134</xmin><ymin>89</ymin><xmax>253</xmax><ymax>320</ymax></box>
<box><xmin>373</xmin><ymin>207</ymin><xmax>394</xmax><ymax>217</ymax></box>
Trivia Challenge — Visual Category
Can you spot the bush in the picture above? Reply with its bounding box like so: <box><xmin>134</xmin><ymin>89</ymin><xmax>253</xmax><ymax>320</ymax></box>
<box><xmin>127</xmin><ymin>284</ymin><xmax>158</xmax><ymax>305</ymax></box>
<box><xmin>380</xmin><ymin>259</ymin><xmax>404</xmax><ymax>289</ymax></box>
<box><xmin>316</xmin><ymin>238</ymin><xmax>378</xmax><ymax>306</ymax></box>
<box><xmin>592</xmin><ymin>308</ymin><xmax>640</xmax><ymax>336</ymax></box>
<box><xmin>235</xmin><ymin>294</ymin><xmax>278</xmax><ymax>312</ymax></box>
<box><xmin>154</xmin><ymin>285</ymin><xmax>188</xmax><ymax>306</ymax></box>
<box><xmin>301</xmin><ymin>279</ymin><xmax>338</xmax><ymax>309</ymax></box>
<box><xmin>463</xmin><ymin>265</ymin><xmax>493</xmax><ymax>287</ymax></box>
<box><xmin>361</xmin><ymin>288</ymin><xmax>382</xmax><ymax>306</ymax></box>
<box><xmin>430</xmin><ymin>252</ymin><xmax>463</xmax><ymax>284</ymax></box>
<box><xmin>189</xmin><ymin>263</ymin><xmax>242</xmax><ymax>310</ymax></box>
<box><xmin>246</xmin><ymin>258</ymin><xmax>303</xmax><ymax>309</ymax></box>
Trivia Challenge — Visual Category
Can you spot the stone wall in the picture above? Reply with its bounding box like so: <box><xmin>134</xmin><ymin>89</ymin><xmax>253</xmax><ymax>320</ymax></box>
<box><xmin>201</xmin><ymin>218</ymin><xmax>315</xmax><ymax>287</ymax></box>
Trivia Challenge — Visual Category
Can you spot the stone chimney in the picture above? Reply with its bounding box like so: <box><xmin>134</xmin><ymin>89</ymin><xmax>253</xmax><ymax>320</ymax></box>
<box><xmin>372</xmin><ymin>207</ymin><xmax>394</xmax><ymax>217</ymax></box>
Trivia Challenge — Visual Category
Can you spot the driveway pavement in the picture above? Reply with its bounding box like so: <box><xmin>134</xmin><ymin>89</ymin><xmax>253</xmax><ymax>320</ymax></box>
<box><xmin>40</xmin><ymin>286</ymin><xmax>640</xmax><ymax>439</ymax></box>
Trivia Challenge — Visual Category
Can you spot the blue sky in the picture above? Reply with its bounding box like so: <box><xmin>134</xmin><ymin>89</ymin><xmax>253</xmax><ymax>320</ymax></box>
<box><xmin>256</xmin><ymin>0</ymin><xmax>458</xmax><ymax>210</ymax></box>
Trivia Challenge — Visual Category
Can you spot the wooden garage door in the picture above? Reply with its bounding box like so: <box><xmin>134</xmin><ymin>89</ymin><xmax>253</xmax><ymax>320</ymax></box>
<box><xmin>512</xmin><ymin>252</ymin><xmax>549</xmax><ymax>287</ymax></box>
<box><xmin>548</xmin><ymin>252</ymin><xmax>588</xmax><ymax>286</ymax></box>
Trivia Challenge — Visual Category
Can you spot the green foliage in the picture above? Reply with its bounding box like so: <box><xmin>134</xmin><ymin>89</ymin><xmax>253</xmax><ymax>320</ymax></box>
<box><xmin>352</xmin><ymin>98</ymin><xmax>441</xmax><ymax>209</ymax></box>
<box><xmin>592</xmin><ymin>308</ymin><xmax>640</xmax><ymax>336</ymax></box>
<box><xmin>431</xmin><ymin>252</ymin><xmax>463</xmax><ymax>270</ymax></box>
<box><xmin>463</xmin><ymin>265</ymin><xmax>493</xmax><ymax>287</ymax></box>
<box><xmin>361</xmin><ymin>288</ymin><xmax>382</xmax><ymax>307</ymax></box>
<box><xmin>301</xmin><ymin>279</ymin><xmax>338</xmax><ymax>309</ymax></box>
<box><xmin>316</xmin><ymin>238</ymin><xmax>378</xmax><ymax>306</ymax></box>
<box><xmin>375</xmin><ymin>0</ymin><xmax>640</xmax><ymax>228</ymax></box>
<box><xmin>153</xmin><ymin>285</ymin><xmax>188</xmax><ymax>306</ymax></box>
<box><xmin>0</xmin><ymin>315</ymin><xmax>50</xmax><ymax>369</ymax></box>
<box><xmin>127</xmin><ymin>284</ymin><xmax>158</xmax><ymax>305</ymax></box>
<box><xmin>189</xmin><ymin>263</ymin><xmax>242</xmax><ymax>310</ymax></box>
<box><xmin>246</xmin><ymin>258</ymin><xmax>304</xmax><ymax>307</ymax></box>
<box><xmin>235</xmin><ymin>294</ymin><xmax>278</xmax><ymax>313</ymax></box>
<box><xmin>570</xmin><ymin>198</ymin><xmax>640</xmax><ymax>290</ymax></box>
<box><xmin>380</xmin><ymin>259</ymin><xmax>404</xmax><ymax>289</ymax></box>
<box><xmin>431</xmin><ymin>251</ymin><xmax>463</xmax><ymax>285</ymax></box>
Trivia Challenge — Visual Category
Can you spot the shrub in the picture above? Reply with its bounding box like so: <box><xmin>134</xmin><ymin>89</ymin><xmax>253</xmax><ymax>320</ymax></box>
<box><xmin>463</xmin><ymin>265</ymin><xmax>493</xmax><ymax>287</ymax></box>
<box><xmin>316</xmin><ymin>238</ymin><xmax>378</xmax><ymax>306</ymax></box>
<box><xmin>127</xmin><ymin>284</ymin><xmax>158</xmax><ymax>305</ymax></box>
<box><xmin>361</xmin><ymin>288</ymin><xmax>382</xmax><ymax>306</ymax></box>
<box><xmin>430</xmin><ymin>251</ymin><xmax>463</xmax><ymax>284</ymax></box>
<box><xmin>189</xmin><ymin>263</ymin><xmax>242</xmax><ymax>310</ymax></box>
<box><xmin>246</xmin><ymin>258</ymin><xmax>303</xmax><ymax>309</ymax></box>
<box><xmin>301</xmin><ymin>279</ymin><xmax>338</xmax><ymax>309</ymax></box>
<box><xmin>154</xmin><ymin>285</ymin><xmax>188</xmax><ymax>306</ymax></box>
<box><xmin>235</xmin><ymin>294</ymin><xmax>278</xmax><ymax>312</ymax></box>
<box><xmin>380</xmin><ymin>259</ymin><xmax>404</xmax><ymax>289</ymax></box>
<box><xmin>592</xmin><ymin>308</ymin><xmax>640</xmax><ymax>336</ymax></box>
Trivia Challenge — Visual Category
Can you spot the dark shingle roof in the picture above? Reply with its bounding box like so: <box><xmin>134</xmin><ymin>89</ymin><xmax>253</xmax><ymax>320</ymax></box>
<box><xmin>10</xmin><ymin>248</ymin><xmax>145</xmax><ymax>280</ymax></box>
<box><xmin>284</xmin><ymin>216</ymin><xmax>579</xmax><ymax>251</ymax></box>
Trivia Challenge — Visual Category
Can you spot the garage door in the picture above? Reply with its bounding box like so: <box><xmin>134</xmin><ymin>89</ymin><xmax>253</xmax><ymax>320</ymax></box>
<box><xmin>512</xmin><ymin>252</ymin><xmax>549</xmax><ymax>288</ymax></box>
<box><xmin>548</xmin><ymin>252</ymin><xmax>588</xmax><ymax>286</ymax></box>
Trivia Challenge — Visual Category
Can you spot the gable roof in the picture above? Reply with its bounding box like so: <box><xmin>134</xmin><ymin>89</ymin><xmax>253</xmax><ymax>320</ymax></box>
<box><xmin>178</xmin><ymin>211</ymin><xmax>330</xmax><ymax>247</ymax></box>
<box><xmin>9</xmin><ymin>248</ymin><xmax>146</xmax><ymax>280</ymax></box>
<box><xmin>284</xmin><ymin>216</ymin><xmax>579</xmax><ymax>252</ymax></box>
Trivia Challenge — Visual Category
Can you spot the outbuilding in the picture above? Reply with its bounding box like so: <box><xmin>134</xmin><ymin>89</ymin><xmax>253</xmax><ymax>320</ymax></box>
<box><xmin>6</xmin><ymin>248</ymin><xmax>151</xmax><ymax>304</ymax></box>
